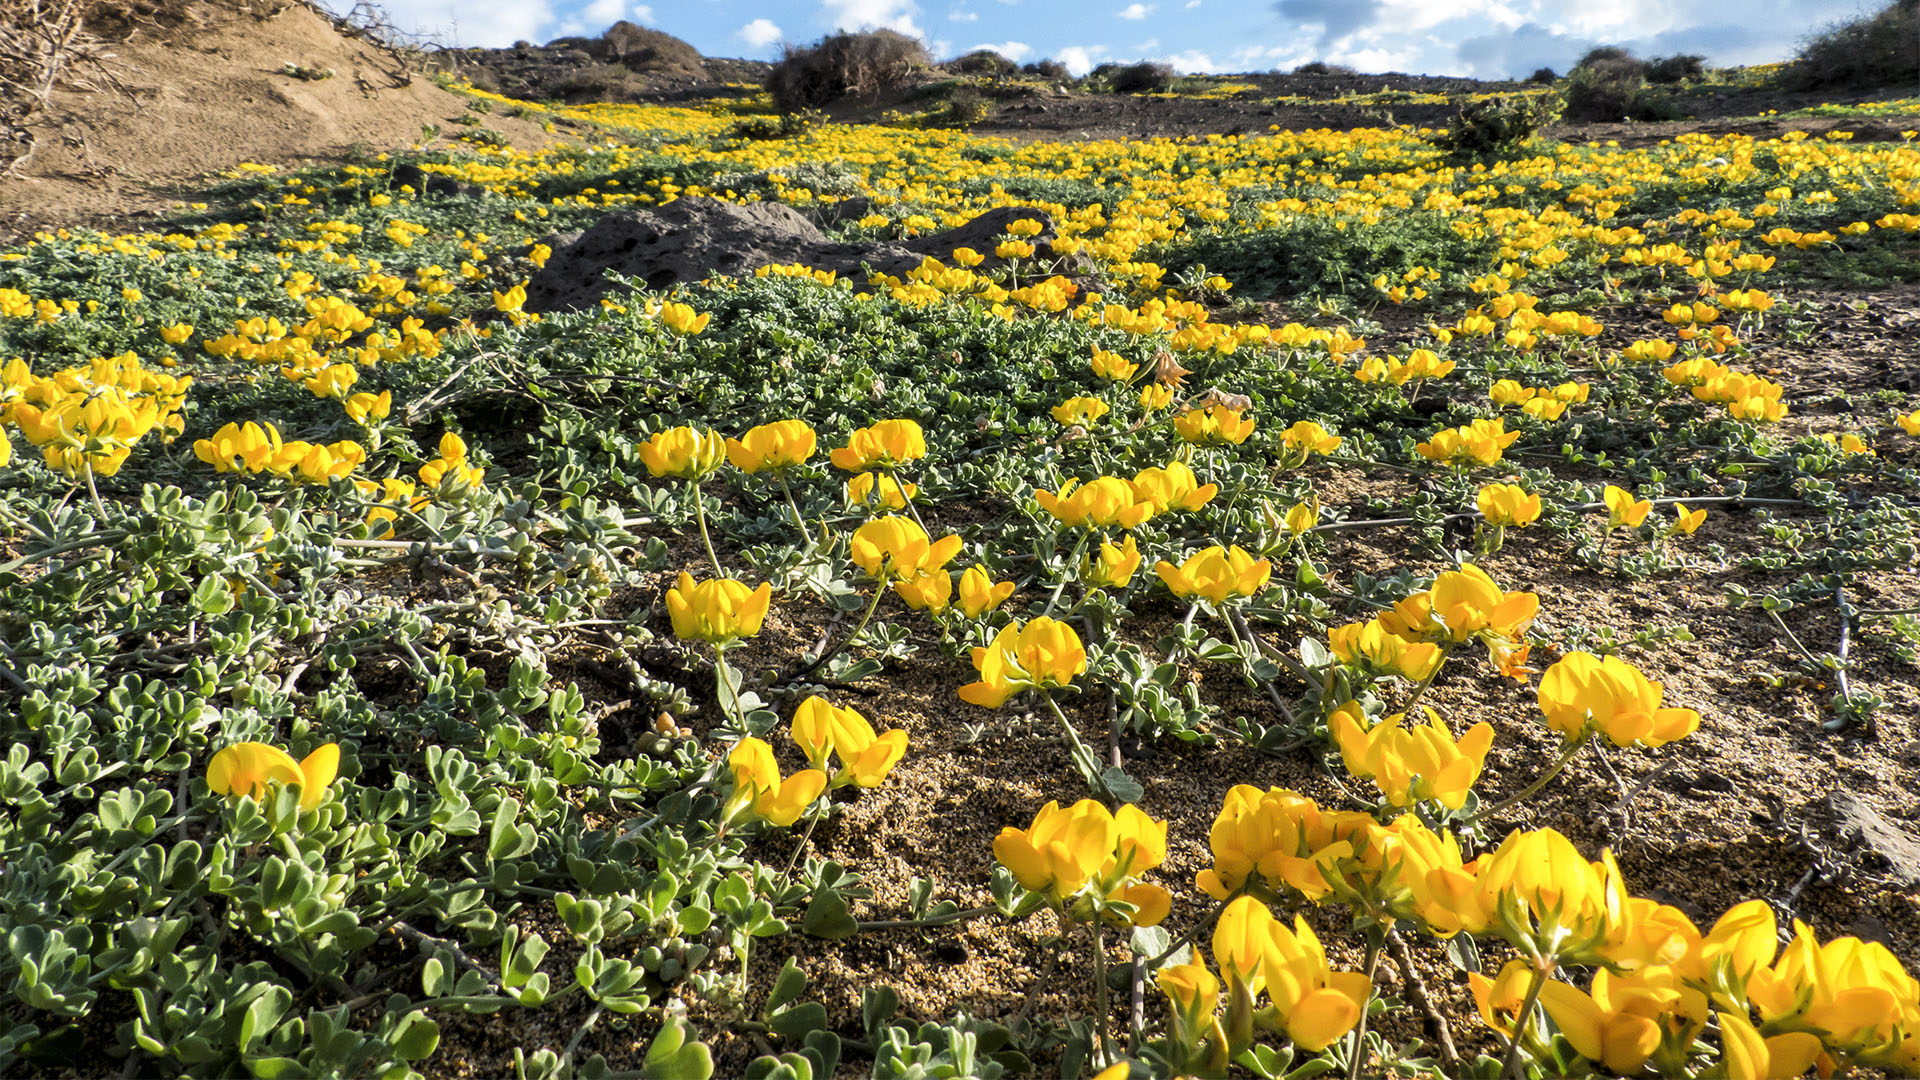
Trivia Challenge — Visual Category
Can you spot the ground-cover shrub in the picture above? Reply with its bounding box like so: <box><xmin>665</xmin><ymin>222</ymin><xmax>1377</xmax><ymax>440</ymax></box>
<box><xmin>0</xmin><ymin>82</ymin><xmax>1918</xmax><ymax>1080</ymax></box>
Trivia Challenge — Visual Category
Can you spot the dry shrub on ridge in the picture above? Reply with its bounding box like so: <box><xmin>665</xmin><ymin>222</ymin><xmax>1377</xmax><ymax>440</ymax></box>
<box><xmin>1782</xmin><ymin>0</ymin><xmax>1920</xmax><ymax>91</ymax></box>
<box><xmin>765</xmin><ymin>29</ymin><xmax>930</xmax><ymax>112</ymax></box>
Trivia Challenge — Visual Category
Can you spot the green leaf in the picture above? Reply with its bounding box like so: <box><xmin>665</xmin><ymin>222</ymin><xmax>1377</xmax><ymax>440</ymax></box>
<box><xmin>390</xmin><ymin>1013</ymin><xmax>440</xmax><ymax>1061</ymax></box>
<box><xmin>643</xmin><ymin>1017</ymin><xmax>713</xmax><ymax>1080</ymax></box>
<box><xmin>767</xmin><ymin>1002</ymin><xmax>827</xmax><ymax>1042</ymax></box>
<box><xmin>191</xmin><ymin>575</ymin><xmax>234</xmax><ymax>615</ymax></box>
<box><xmin>1099</xmin><ymin>766</ymin><xmax>1144</xmax><ymax>804</ymax></box>
<box><xmin>800</xmin><ymin>888</ymin><xmax>857</xmax><ymax>940</ymax></box>
<box><xmin>765</xmin><ymin>958</ymin><xmax>808</xmax><ymax>1015</ymax></box>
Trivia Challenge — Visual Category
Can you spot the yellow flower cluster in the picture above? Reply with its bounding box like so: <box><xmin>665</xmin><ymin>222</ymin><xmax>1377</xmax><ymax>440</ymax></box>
<box><xmin>2</xmin><ymin>354</ymin><xmax>190</xmax><ymax>477</ymax></box>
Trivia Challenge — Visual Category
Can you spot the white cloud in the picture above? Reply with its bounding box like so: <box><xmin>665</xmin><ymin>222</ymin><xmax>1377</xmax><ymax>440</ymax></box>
<box><xmin>347</xmin><ymin>0</ymin><xmax>554</xmax><ymax>46</ymax></box>
<box><xmin>822</xmin><ymin>0</ymin><xmax>926</xmax><ymax>38</ymax></box>
<box><xmin>737</xmin><ymin>17</ymin><xmax>783</xmax><ymax>47</ymax></box>
<box><xmin>631</xmin><ymin>3</ymin><xmax>652</xmax><ymax>22</ymax></box>
<box><xmin>1054</xmin><ymin>44</ymin><xmax>1107</xmax><ymax>75</ymax></box>
<box><xmin>968</xmin><ymin>39</ymin><xmax>1031</xmax><ymax>59</ymax></box>
<box><xmin>1162</xmin><ymin>48</ymin><xmax>1219</xmax><ymax>72</ymax></box>
<box><xmin>580</xmin><ymin>0</ymin><xmax>626</xmax><ymax>27</ymax></box>
<box><xmin>1185</xmin><ymin>0</ymin><xmax>1201</xmax><ymax>6</ymax></box>
<box><xmin>1135</xmin><ymin>37</ymin><xmax>1159</xmax><ymax>50</ymax></box>
<box><xmin>948</xmin><ymin>7</ymin><xmax>978</xmax><ymax>20</ymax></box>
<box><xmin>1117</xmin><ymin>2</ymin><xmax>1153</xmax><ymax>18</ymax></box>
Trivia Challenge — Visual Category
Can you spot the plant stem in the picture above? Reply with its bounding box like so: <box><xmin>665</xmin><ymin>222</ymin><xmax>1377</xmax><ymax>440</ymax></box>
<box><xmin>776</xmin><ymin>470</ymin><xmax>816</xmax><ymax>547</ymax></box>
<box><xmin>1091</xmin><ymin>921</ymin><xmax>1118</xmax><ymax>1069</ymax></box>
<box><xmin>82</xmin><ymin>462</ymin><xmax>107</xmax><ymax>519</ymax></box>
<box><xmin>1044</xmin><ymin>693</ymin><xmax>1107</xmax><ymax>796</ymax></box>
<box><xmin>786</xmin><ymin>580</ymin><xmax>887</xmax><ymax>681</ymax></box>
<box><xmin>854</xmin><ymin>905</ymin><xmax>997</xmax><ymax>931</ymax></box>
<box><xmin>1144</xmin><ymin>891</ymin><xmax>1238</xmax><ymax>967</ymax></box>
<box><xmin>781</xmin><ymin>805</ymin><xmax>824</xmax><ymax>877</ymax></box>
<box><xmin>1043</xmin><ymin>532</ymin><xmax>1092</xmax><ymax>617</ymax></box>
<box><xmin>1346</xmin><ymin>928</ymin><xmax>1386</xmax><ymax>1080</ymax></box>
<box><xmin>1472</xmin><ymin>737</ymin><xmax>1587</xmax><ymax>822</ymax></box>
<box><xmin>689</xmin><ymin>479</ymin><xmax>723</xmax><ymax>578</ymax></box>
<box><xmin>1499</xmin><ymin>959</ymin><xmax>1551</xmax><ymax>1080</ymax></box>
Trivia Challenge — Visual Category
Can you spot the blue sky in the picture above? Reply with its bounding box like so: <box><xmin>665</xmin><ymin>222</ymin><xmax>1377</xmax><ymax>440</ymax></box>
<box><xmin>351</xmin><ymin>0</ymin><xmax>1862</xmax><ymax>80</ymax></box>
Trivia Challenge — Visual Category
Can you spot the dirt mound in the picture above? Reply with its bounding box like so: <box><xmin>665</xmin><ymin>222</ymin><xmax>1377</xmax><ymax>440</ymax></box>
<box><xmin>438</xmin><ymin>25</ymin><xmax>769</xmax><ymax>104</ymax></box>
<box><xmin>0</xmin><ymin>0</ymin><xmax>561</xmax><ymax>240</ymax></box>
<box><xmin>525</xmin><ymin>198</ymin><xmax>1056</xmax><ymax>312</ymax></box>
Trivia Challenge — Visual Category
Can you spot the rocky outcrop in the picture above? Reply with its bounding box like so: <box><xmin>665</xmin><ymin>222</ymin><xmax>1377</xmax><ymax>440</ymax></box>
<box><xmin>523</xmin><ymin>197</ymin><xmax>1056</xmax><ymax>313</ymax></box>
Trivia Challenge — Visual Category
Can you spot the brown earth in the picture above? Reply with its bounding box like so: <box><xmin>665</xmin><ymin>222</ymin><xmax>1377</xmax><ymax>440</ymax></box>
<box><xmin>0</xmin><ymin>0</ymin><xmax>564</xmax><ymax>241</ymax></box>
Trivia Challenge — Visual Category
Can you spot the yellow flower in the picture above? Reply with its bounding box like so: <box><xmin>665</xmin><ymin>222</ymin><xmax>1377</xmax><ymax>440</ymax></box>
<box><xmin>1330</xmin><ymin>703</ymin><xmax>1493</xmax><ymax>810</ymax></box>
<box><xmin>1130</xmin><ymin>460</ymin><xmax>1217</xmax><ymax>514</ymax></box>
<box><xmin>1212</xmin><ymin>897</ymin><xmax>1370</xmax><ymax>1052</ymax></box>
<box><xmin>1668</xmin><ymin>502</ymin><xmax>1706</xmax><ymax>535</ymax></box>
<box><xmin>724</xmin><ymin>737</ymin><xmax>826</xmax><ymax>827</ymax></box>
<box><xmin>194</xmin><ymin>421</ymin><xmax>283</xmax><ymax>474</ymax></box>
<box><xmin>1090</xmin><ymin>347</ymin><xmax>1137</xmax><ymax>381</ymax></box>
<box><xmin>1415</xmin><ymin>417</ymin><xmax>1520</xmax><ymax>467</ymax></box>
<box><xmin>1537</xmin><ymin>651</ymin><xmax>1700</xmax><ymax>749</ymax></box>
<box><xmin>159</xmin><ymin>322</ymin><xmax>194</xmax><ymax>345</ymax></box>
<box><xmin>1155</xmin><ymin>545</ymin><xmax>1271</xmax><ymax>605</ymax></box>
<box><xmin>638</xmin><ymin>425</ymin><xmax>725</xmax><ymax>480</ymax></box>
<box><xmin>726</xmin><ymin>419</ymin><xmax>816</xmax><ymax>473</ymax></box>
<box><xmin>1158</xmin><ymin>955</ymin><xmax>1222</xmax><ymax>1046</ymax></box>
<box><xmin>1534</xmin><ymin>978</ymin><xmax>1666</xmax><ymax>1076</ymax></box>
<box><xmin>846</xmin><ymin>470</ymin><xmax>917</xmax><ymax>510</ymax></box>
<box><xmin>956</xmin><ymin>565</ymin><xmax>1014</xmax><ymax>617</ymax></box>
<box><xmin>492</xmin><ymin>283</ymin><xmax>527</xmax><ymax>313</ymax></box>
<box><xmin>993</xmin><ymin>798</ymin><xmax>1116</xmax><ymax>898</ymax></box>
<box><xmin>1604</xmin><ymin>484</ymin><xmax>1652</xmax><ymax>529</ymax></box>
<box><xmin>995</xmin><ymin>239</ymin><xmax>1035</xmax><ymax>259</ymax></box>
<box><xmin>207</xmin><ymin>741</ymin><xmax>339</xmax><ymax>811</ymax></box>
<box><xmin>830</xmin><ymin>418</ymin><xmax>926</xmax><ymax>472</ymax></box>
<box><xmin>657</xmin><ymin>301</ymin><xmax>710</xmax><ymax>336</ymax></box>
<box><xmin>1084</xmin><ymin>534</ymin><xmax>1142</xmax><ymax>589</ymax></box>
<box><xmin>1416</xmin><ymin>564</ymin><xmax>1538</xmax><ymax>644</ymax></box>
<box><xmin>1896</xmin><ymin>408</ymin><xmax>1920</xmax><ymax>437</ymax></box>
<box><xmin>1051</xmin><ymin>396</ymin><xmax>1111</xmax><ymax>427</ymax></box>
<box><xmin>1716</xmin><ymin>1010</ymin><xmax>1823</xmax><ymax>1080</ymax></box>
<box><xmin>1283</xmin><ymin>500</ymin><xmax>1317</xmax><ymax>536</ymax></box>
<box><xmin>849</xmin><ymin>515</ymin><xmax>963</xmax><ymax>580</ymax></box>
<box><xmin>1477</xmin><ymin>483</ymin><xmax>1541</xmax><ymax>526</ymax></box>
<box><xmin>958</xmin><ymin>616</ymin><xmax>1086</xmax><ymax>708</ymax></box>
<box><xmin>1747</xmin><ymin>919</ymin><xmax>1920</xmax><ymax>1069</ymax></box>
<box><xmin>892</xmin><ymin>568</ymin><xmax>952</xmax><ymax>611</ymax></box>
<box><xmin>1035</xmin><ymin>476</ymin><xmax>1155</xmax><ymax>530</ymax></box>
<box><xmin>1327</xmin><ymin>619</ymin><xmax>1443</xmax><ymax>682</ymax></box>
<box><xmin>344</xmin><ymin>390</ymin><xmax>392</xmax><ymax>426</ymax></box>
<box><xmin>1469</xmin><ymin>827</ymin><xmax>1624</xmax><ymax>961</ymax></box>
<box><xmin>1280</xmin><ymin>419</ymin><xmax>1341</xmax><ymax>456</ymax></box>
<box><xmin>665</xmin><ymin>571</ymin><xmax>773</xmax><ymax>643</ymax></box>
<box><xmin>789</xmin><ymin>695</ymin><xmax>908</xmax><ymax>789</ymax></box>
<box><xmin>1139</xmin><ymin>383</ymin><xmax>1174</xmax><ymax>410</ymax></box>
<box><xmin>1173</xmin><ymin>404</ymin><xmax>1255</xmax><ymax>445</ymax></box>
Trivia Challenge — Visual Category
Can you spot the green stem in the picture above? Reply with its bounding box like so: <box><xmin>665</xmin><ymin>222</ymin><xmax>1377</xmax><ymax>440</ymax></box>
<box><xmin>776</xmin><ymin>470</ymin><xmax>816</xmax><ymax>547</ymax></box>
<box><xmin>1346</xmin><ymin>929</ymin><xmax>1386</xmax><ymax>1080</ymax></box>
<box><xmin>1091</xmin><ymin>921</ymin><xmax>1118</xmax><ymax>1069</ymax></box>
<box><xmin>1145</xmin><ymin>891</ymin><xmax>1238</xmax><ymax>968</ymax></box>
<box><xmin>1044</xmin><ymin>693</ymin><xmax>1107</xmax><ymax>797</ymax></box>
<box><xmin>82</xmin><ymin>462</ymin><xmax>108</xmax><ymax>519</ymax></box>
<box><xmin>689</xmin><ymin>479</ymin><xmax>723</xmax><ymax>579</ymax></box>
<box><xmin>786</xmin><ymin>578</ymin><xmax>887</xmax><ymax>681</ymax></box>
<box><xmin>781</xmin><ymin>805</ymin><xmax>824</xmax><ymax>877</ymax></box>
<box><xmin>1471</xmin><ymin>737</ymin><xmax>1588</xmax><ymax>822</ymax></box>
<box><xmin>1043</xmin><ymin>532</ymin><xmax>1092</xmax><ymax>617</ymax></box>
<box><xmin>1500</xmin><ymin>959</ymin><xmax>1551</xmax><ymax>1080</ymax></box>
<box><xmin>855</xmin><ymin>905</ymin><xmax>998</xmax><ymax>931</ymax></box>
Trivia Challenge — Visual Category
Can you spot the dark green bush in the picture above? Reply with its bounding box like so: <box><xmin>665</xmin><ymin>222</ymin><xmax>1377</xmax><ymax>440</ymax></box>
<box><xmin>1023</xmin><ymin>59</ymin><xmax>1070</xmax><ymax>80</ymax></box>
<box><xmin>1564</xmin><ymin>48</ymin><xmax>1680</xmax><ymax>122</ymax></box>
<box><xmin>1781</xmin><ymin>0</ymin><xmax>1920</xmax><ymax>91</ymax></box>
<box><xmin>1100</xmin><ymin>61</ymin><xmax>1176</xmax><ymax>94</ymax></box>
<box><xmin>1645</xmin><ymin>54</ymin><xmax>1706</xmax><ymax>84</ymax></box>
<box><xmin>1529</xmin><ymin>67</ymin><xmax>1558</xmax><ymax>84</ymax></box>
<box><xmin>948</xmin><ymin>50</ymin><xmax>1018</xmax><ymax>76</ymax></box>
<box><xmin>1434</xmin><ymin>94</ymin><xmax>1560</xmax><ymax>158</ymax></box>
<box><xmin>765</xmin><ymin>30</ymin><xmax>931</xmax><ymax>112</ymax></box>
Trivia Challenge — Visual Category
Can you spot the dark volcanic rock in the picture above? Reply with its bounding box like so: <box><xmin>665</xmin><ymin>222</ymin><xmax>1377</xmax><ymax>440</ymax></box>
<box><xmin>523</xmin><ymin>197</ymin><xmax>1057</xmax><ymax>313</ymax></box>
<box><xmin>1831</xmin><ymin>790</ymin><xmax>1920</xmax><ymax>886</ymax></box>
